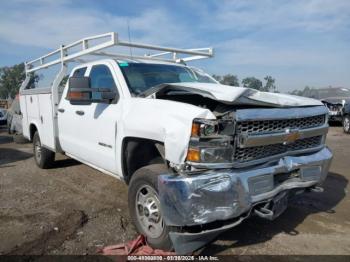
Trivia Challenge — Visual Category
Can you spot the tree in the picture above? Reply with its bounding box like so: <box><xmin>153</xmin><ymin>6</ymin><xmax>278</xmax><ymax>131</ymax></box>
<box><xmin>241</xmin><ymin>77</ymin><xmax>263</xmax><ymax>90</ymax></box>
<box><xmin>302</xmin><ymin>86</ymin><xmax>312</xmax><ymax>97</ymax></box>
<box><xmin>0</xmin><ymin>63</ymin><xmax>26</xmax><ymax>99</ymax></box>
<box><xmin>263</xmin><ymin>75</ymin><xmax>276</xmax><ymax>92</ymax></box>
<box><xmin>221</xmin><ymin>74</ymin><xmax>239</xmax><ymax>86</ymax></box>
<box><xmin>289</xmin><ymin>86</ymin><xmax>316</xmax><ymax>97</ymax></box>
<box><xmin>212</xmin><ymin>74</ymin><xmax>239</xmax><ymax>86</ymax></box>
<box><xmin>212</xmin><ymin>74</ymin><xmax>222</xmax><ymax>82</ymax></box>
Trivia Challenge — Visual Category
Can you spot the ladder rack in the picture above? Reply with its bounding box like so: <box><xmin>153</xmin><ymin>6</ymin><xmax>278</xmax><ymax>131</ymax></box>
<box><xmin>25</xmin><ymin>32</ymin><xmax>214</xmax><ymax>73</ymax></box>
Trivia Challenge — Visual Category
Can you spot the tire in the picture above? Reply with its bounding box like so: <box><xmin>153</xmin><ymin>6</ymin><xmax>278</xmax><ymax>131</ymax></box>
<box><xmin>128</xmin><ymin>164</ymin><xmax>173</xmax><ymax>251</ymax></box>
<box><xmin>343</xmin><ymin>115</ymin><xmax>350</xmax><ymax>134</ymax></box>
<box><xmin>33</xmin><ymin>131</ymin><xmax>55</xmax><ymax>168</ymax></box>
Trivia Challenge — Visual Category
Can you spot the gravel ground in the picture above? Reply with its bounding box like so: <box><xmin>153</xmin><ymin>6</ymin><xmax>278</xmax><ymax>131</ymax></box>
<box><xmin>0</xmin><ymin>126</ymin><xmax>349</xmax><ymax>255</ymax></box>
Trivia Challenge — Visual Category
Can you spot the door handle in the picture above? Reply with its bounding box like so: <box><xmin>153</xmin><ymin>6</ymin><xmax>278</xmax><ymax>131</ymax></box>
<box><xmin>75</xmin><ymin>110</ymin><xmax>85</xmax><ymax>116</ymax></box>
<box><xmin>58</xmin><ymin>108</ymin><xmax>65</xmax><ymax>113</ymax></box>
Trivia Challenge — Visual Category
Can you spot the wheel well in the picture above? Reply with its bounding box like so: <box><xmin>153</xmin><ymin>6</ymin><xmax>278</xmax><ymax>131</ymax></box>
<box><xmin>29</xmin><ymin>124</ymin><xmax>38</xmax><ymax>141</ymax></box>
<box><xmin>121</xmin><ymin>137</ymin><xmax>166</xmax><ymax>184</ymax></box>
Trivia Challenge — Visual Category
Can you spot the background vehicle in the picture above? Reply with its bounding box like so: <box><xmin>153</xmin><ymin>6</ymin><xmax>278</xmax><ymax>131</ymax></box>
<box><xmin>342</xmin><ymin>100</ymin><xmax>350</xmax><ymax>133</ymax></box>
<box><xmin>6</xmin><ymin>94</ymin><xmax>26</xmax><ymax>143</ymax></box>
<box><xmin>308</xmin><ymin>87</ymin><xmax>350</xmax><ymax>123</ymax></box>
<box><xmin>19</xmin><ymin>33</ymin><xmax>332</xmax><ymax>254</ymax></box>
<box><xmin>0</xmin><ymin>108</ymin><xmax>7</xmax><ymax>125</ymax></box>
<box><xmin>6</xmin><ymin>95</ymin><xmax>22</xmax><ymax>134</ymax></box>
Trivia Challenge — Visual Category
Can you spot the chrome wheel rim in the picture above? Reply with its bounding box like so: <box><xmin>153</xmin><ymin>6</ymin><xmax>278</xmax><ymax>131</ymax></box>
<box><xmin>344</xmin><ymin>118</ymin><xmax>350</xmax><ymax>132</ymax></box>
<box><xmin>135</xmin><ymin>185</ymin><xmax>164</xmax><ymax>238</ymax></box>
<box><xmin>34</xmin><ymin>140</ymin><xmax>41</xmax><ymax>163</ymax></box>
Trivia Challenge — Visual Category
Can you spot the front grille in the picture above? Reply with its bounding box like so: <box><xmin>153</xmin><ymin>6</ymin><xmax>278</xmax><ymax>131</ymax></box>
<box><xmin>236</xmin><ymin>114</ymin><xmax>325</xmax><ymax>134</ymax></box>
<box><xmin>233</xmin><ymin>136</ymin><xmax>323</xmax><ymax>163</ymax></box>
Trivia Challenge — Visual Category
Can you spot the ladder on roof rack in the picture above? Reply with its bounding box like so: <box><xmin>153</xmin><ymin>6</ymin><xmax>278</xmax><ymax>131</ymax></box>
<box><xmin>25</xmin><ymin>32</ymin><xmax>214</xmax><ymax>73</ymax></box>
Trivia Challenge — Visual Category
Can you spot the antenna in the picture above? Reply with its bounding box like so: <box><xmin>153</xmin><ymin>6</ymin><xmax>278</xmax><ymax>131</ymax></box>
<box><xmin>127</xmin><ymin>19</ymin><xmax>133</xmax><ymax>58</ymax></box>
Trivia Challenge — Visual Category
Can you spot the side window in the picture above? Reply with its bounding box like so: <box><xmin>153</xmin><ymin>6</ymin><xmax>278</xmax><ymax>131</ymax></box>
<box><xmin>72</xmin><ymin>67</ymin><xmax>87</xmax><ymax>77</ymax></box>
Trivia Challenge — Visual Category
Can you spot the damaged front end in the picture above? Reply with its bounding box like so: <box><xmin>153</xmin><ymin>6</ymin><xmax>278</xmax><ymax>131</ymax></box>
<box><xmin>157</xmin><ymin>105</ymin><xmax>333</xmax><ymax>254</ymax></box>
<box><xmin>322</xmin><ymin>99</ymin><xmax>344</xmax><ymax>122</ymax></box>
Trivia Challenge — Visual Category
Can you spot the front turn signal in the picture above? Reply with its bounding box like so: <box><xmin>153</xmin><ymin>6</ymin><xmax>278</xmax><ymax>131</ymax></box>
<box><xmin>191</xmin><ymin>123</ymin><xmax>200</xmax><ymax>137</ymax></box>
<box><xmin>186</xmin><ymin>148</ymin><xmax>201</xmax><ymax>162</ymax></box>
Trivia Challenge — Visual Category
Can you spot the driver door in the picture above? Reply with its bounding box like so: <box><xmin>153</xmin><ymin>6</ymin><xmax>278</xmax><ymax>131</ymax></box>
<box><xmin>58</xmin><ymin>62</ymin><xmax>122</xmax><ymax>174</ymax></box>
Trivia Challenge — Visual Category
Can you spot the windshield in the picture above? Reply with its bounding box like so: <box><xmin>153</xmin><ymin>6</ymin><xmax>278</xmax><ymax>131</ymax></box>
<box><xmin>118</xmin><ymin>62</ymin><xmax>216</xmax><ymax>95</ymax></box>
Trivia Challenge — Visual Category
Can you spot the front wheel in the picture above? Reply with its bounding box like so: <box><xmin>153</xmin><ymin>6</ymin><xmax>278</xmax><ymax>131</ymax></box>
<box><xmin>33</xmin><ymin>131</ymin><xmax>55</xmax><ymax>168</ymax></box>
<box><xmin>343</xmin><ymin>115</ymin><xmax>350</xmax><ymax>134</ymax></box>
<box><xmin>128</xmin><ymin>164</ymin><xmax>173</xmax><ymax>251</ymax></box>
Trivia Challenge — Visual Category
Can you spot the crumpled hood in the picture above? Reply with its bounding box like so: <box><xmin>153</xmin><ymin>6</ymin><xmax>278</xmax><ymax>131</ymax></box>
<box><xmin>146</xmin><ymin>82</ymin><xmax>323</xmax><ymax>107</ymax></box>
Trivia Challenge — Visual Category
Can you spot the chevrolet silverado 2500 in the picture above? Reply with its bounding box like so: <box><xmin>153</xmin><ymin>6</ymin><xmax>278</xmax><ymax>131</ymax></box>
<box><xmin>19</xmin><ymin>33</ymin><xmax>332</xmax><ymax>254</ymax></box>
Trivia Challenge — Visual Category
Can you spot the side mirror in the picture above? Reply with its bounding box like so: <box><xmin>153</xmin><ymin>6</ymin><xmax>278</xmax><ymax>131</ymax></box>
<box><xmin>93</xmin><ymin>88</ymin><xmax>117</xmax><ymax>103</ymax></box>
<box><xmin>67</xmin><ymin>77</ymin><xmax>92</xmax><ymax>103</ymax></box>
<box><xmin>101</xmin><ymin>90</ymin><xmax>117</xmax><ymax>101</ymax></box>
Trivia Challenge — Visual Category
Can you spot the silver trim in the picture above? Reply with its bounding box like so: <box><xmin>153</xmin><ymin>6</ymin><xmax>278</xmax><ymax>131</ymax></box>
<box><xmin>238</xmin><ymin>124</ymin><xmax>329</xmax><ymax>148</ymax></box>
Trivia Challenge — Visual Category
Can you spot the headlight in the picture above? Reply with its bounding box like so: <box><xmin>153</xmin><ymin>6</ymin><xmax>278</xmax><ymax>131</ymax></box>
<box><xmin>199</xmin><ymin>146</ymin><xmax>234</xmax><ymax>163</ymax></box>
<box><xmin>191</xmin><ymin>119</ymin><xmax>218</xmax><ymax>137</ymax></box>
<box><xmin>186</xmin><ymin>118</ymin><xmax>233</xmax><ymax>165</ymax></box>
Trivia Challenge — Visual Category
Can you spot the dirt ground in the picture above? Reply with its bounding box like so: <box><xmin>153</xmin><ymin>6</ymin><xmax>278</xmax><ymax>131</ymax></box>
<box><xmin>0</xmin><ymin>126</ymin><xmax>349</xmax><ymax>255</ymax></box>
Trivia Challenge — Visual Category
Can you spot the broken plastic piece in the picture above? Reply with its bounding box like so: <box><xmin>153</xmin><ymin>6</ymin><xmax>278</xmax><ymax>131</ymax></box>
<box><xmin>98</xmin><ymin>235</ymin><xmax>176</xmax><ymax>255</ymax></box>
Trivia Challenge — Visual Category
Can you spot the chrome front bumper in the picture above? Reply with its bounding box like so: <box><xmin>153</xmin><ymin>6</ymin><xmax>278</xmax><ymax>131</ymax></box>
<box><xmin>158</xmin><ymin>147</ymin><xmax>332</xmax><ymax>227</ymax></box>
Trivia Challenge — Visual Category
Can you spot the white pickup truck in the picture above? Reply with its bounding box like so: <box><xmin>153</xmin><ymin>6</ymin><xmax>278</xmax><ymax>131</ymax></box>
<box><xmin>19</xmin><ymin>33</ymin><xmax>332</xmax><ymax>254</ymax></box>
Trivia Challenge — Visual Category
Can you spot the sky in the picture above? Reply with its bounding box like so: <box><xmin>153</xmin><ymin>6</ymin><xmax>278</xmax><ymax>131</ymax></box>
<box><xmin>0</xmin><ymin>0</ymin><xmax>349</xmax><ymax>92</ymax></box>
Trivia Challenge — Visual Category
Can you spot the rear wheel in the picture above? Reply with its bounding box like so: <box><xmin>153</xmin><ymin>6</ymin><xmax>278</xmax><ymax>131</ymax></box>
<box><xmin>33</xmin><ymin>131</ymin><xmax>55</xmax><ymax>168</ymax></box>
<box><xmin>343</xmin><ymin>115</ymin><xmax>350</xmax><ymax>134</ymax></box>
<box><xmin>128</xmin><ymin>164</ymin><xmax>173</xmax><ymax>251</ymax></box>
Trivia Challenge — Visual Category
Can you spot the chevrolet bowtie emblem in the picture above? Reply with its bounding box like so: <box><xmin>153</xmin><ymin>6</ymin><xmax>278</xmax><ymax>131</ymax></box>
<box><xmin>284</xmin><ymin>129</ymin><xmax>300</xmax><ymax>144</ymax></box>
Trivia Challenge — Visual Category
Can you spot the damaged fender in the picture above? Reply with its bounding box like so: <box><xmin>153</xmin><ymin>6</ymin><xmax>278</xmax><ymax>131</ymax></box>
<box><xmin>121</xmin><ymin>98</ymin><xmax>215</xmax><ymax>165</ymax></box>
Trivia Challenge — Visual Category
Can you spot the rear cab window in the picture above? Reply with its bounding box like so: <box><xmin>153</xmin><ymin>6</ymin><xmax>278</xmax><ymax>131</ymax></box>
<box><xmin>72</xmin><ymin>67</ymin><xmax>87</xmax><ymax>77</ymax></box>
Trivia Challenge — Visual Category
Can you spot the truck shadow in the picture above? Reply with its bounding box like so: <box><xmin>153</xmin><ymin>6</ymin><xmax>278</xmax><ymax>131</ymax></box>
<box><xmin>200</xmin><ymin>172</ymin><xmax>348</xmax><ymax>254</ymax></box>
<box><xmin>0</xmin><ymin>148</ymin><xmax>33</xmax><ymax>166</ymax></box>
<box><xmin>329</xmin><ymin>121</ymin><xmax>342</xmax><ymax>127</ymax></box>
<box><xmin>0</xmin><ymin>135</ymin><xmax>13</xmax><ymax>144</ymax></box>
<box><xmin>49</xmin><ymin>158</ymin><xmax>82</xmax><ymax>169</ymax></box>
